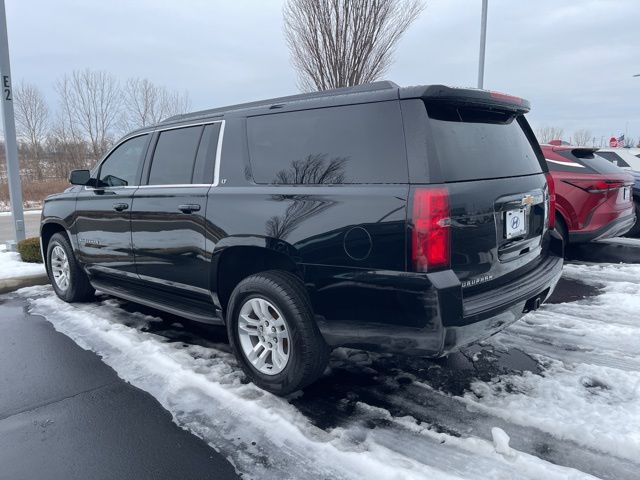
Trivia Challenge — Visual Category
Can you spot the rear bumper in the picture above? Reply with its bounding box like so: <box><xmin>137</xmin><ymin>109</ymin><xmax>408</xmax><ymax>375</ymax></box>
<box><xmin>569</xmin><ymin>212</ymin><xmax>636</xmax><ymax>243</ymax></box>
<box><xmin>442</xmin><ymin>251</ymin><xmax>563</xmax><ymax>353</ymax></box>
<box><xmin>312</xmin><ymin>232</ymin><xmax>564</xmax><ymax>356</ymax></box>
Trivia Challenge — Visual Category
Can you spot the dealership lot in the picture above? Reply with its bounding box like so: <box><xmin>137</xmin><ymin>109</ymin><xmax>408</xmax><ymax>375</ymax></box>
<box><xmin>0</xmin><ymin>240</ymin><xmax>637</xmax><ymax>480</ymax></box>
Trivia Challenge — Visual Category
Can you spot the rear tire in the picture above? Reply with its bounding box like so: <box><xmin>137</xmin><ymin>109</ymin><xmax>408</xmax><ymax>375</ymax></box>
<box><xmin>226</xmin><ymin>270</ymin><xmax>329</xmax><ymax>395</ymax></box>
<box><xmin>47</xmin><ymin>232</ymin><xmax>95</xmax><ymax>302</ymax></box>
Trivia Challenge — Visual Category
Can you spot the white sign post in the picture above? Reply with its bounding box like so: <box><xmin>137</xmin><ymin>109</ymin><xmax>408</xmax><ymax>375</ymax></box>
<box><xmin>0</xmin><ymin>0</ymin><xmax>25</xmax><ymax>243</ymax></box>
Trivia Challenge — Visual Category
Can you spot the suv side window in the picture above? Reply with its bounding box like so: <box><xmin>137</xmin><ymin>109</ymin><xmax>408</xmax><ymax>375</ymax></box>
<box><xmin>247</xmin><ymin>102</ymin><xmax>407</xmax><ymax>184</ymax></box>
<box><xmin>192</xmin><ymin>123</ymin><xmax>222</xmax><ymax>184</ymax></box>
<box><xmin>147</xmin><ymin>126</ymin><xmax>204</xmax><ymax>185</ymax></box>
<box><xmin>98</xmin><ymin>134</ymin><xmax>150</xmax><ymax>187</ymax></box>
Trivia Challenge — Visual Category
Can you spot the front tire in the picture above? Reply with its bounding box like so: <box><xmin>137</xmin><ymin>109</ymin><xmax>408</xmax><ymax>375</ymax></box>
<box><xmin>47</xmin><ymin>232</ymin><xmax>95</xmax><ymax>302</ymax></box>
<box><xmin>227</xmin><ymin>270</ymin><xmax>329</xmax><ymax>395</ymax></box>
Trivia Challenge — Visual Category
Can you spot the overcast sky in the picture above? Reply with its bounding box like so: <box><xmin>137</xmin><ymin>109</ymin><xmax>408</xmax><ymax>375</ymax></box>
<box><xmin>6</xmin><ymin>0</ymin><xmax>639</xmax><ymax>143</ymax></box>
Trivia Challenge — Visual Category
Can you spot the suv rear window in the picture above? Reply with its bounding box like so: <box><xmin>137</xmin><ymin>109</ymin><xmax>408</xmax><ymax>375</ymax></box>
<box><xmin>247</xmin><ymin>102</ymin><xmax>407</xmax><ymax>184</ymax></box>
<box><xmin>596</xmin><ymin>151</ymin><xmax>631</xmax><ymax>168</ymax></box>
<box><xmin>574</xmin><ymin>151</ymin><xmax>625</xmax><ymax>174</ymax></box>
<box><xmin>425</xmin><ymin>103</ymin><xmax>542</xmax><ymax>182</ymax></box>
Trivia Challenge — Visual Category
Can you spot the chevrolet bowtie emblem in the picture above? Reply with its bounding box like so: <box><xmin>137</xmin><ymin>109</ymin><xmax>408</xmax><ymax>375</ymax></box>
<box><xmin>521</xmin><ymin>195</ymin><xmax>535</xmax><ymax>206</ymax></box>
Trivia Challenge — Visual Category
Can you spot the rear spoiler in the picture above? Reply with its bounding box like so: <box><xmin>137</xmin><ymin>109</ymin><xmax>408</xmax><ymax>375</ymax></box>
<box><xmin>551</xmin><ymin>146</ymin><xmax>598</xmax><ymax>158</ymax></box>
<box><xmin>400</xmin><ymin>85</ymin><xmax>530</xmax><ymax>114</ymax></box>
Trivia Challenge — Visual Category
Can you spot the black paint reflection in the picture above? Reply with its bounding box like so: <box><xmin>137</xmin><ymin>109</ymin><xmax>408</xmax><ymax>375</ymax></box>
<box><xmin>265</xmin><ymin>154</ymin><xmax>347</xmax><ymax>239</ymax></box>
<box><xmin>272</xmin><ymin>153</ymin><xmax>349</xmax><ymax>185</ymax></box>
<box><xmin>266</xmin><ymin>196</ymin><xmax>332</xmax><ymax>240</ymax></box>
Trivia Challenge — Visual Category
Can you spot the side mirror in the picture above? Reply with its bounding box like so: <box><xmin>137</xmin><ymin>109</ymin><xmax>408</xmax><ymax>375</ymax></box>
<box><xmin>69</xmin><ymin>169</ymin><xmax>91</xmax><ymax>186</ymax></box>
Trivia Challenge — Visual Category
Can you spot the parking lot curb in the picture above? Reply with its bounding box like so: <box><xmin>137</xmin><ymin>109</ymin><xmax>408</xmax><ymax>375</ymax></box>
<box><xmin>0</xmin><ymin>273</ymin><xmax>49</xmax><ymax>294</ymax></box>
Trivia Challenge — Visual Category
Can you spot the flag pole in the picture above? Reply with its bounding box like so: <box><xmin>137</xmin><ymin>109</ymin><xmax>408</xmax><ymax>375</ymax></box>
<box><xmin>477</xmin><ymin>0</ymin><xmax>489</xmax><ymax>89</ymax></box>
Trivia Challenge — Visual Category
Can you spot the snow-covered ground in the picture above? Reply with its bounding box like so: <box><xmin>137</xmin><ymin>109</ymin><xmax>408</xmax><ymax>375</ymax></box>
<box><xmin>16</xmin><ymin>261</ymin><xmax>640</xmax><ymax>480</ymax></box>
<box><xmin>0</xmin><ymin>245</ymin><xmax>45</xmax><ymax>280</ymax></box>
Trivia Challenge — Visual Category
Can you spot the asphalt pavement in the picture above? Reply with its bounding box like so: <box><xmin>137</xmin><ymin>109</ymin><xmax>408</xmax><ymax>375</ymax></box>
<box><xmin>0</xmin><ymin>295</ymin><xmax>239</xmax><ymax>480</ymax></box>
<box><xmin>0</xmin><ymin>211</ymin><xmax>41</xmax><ymax>243</ymax></box>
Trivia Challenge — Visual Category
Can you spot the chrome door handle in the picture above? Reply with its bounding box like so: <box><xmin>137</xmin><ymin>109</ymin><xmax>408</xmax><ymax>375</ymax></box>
<box><xmin>178</xmin><ymin>204</ymin><xmax>201</xmax><ymax>213</ymax></box>
<box><xmin>113</xmin><ymin>203</ymin><xmax>129</xmax><ymax>212</ymax></box>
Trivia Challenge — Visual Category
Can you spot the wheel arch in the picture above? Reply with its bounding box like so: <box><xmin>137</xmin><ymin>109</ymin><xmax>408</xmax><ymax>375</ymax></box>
<box><xmin>554</xmin><ymin>198</ymin><xmax>574</xmax><ymax>231</ymax></box>
<box><xmin>40</xmin><ymin>220</ymin><xmax>72</xmax><ymax>274</ymax></box>
<box><xmin>212</xmin><ymin>244</ymin><xmax>302</xmax><ymax>317</ymax></box>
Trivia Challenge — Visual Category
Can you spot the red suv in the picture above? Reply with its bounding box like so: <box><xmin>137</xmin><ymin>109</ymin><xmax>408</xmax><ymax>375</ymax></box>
<box><xmin>542</xmin><ymin>144</ymin><xmax>635</xmax><ymax>244</ymax></box>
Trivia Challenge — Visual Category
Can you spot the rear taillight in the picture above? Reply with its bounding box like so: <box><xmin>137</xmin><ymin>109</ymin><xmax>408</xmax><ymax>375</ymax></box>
<box><xmin>564</xmin><ymin>179</ymin><xmax>626</xmax><ymax>193</ymax></box>
<box><xmin>545</xmin><ymin>173</ymin><xmax>556</xmax><ymax>229</ymax></box>
<box><xmin>411</xmin><ymin>188</ymin><xmax>450</xmax><ymax>272</ymax></box>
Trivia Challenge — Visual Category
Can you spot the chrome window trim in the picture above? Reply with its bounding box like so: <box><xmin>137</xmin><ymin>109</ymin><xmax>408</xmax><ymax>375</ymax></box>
<box><xmin>136</xmin><ymin>184</ymin><xmax>213</xmax><ymax>189</ymax></box>
<box><xmin>153</xmin><ymin>119</ymin><xmax>222</xmax><ymax>132</ymax></box>
<box><xmin>212</xmin><ymin>120</ymin><xmax>225</xmax><ymax>187</ymax></box>
<box><xmin>84</xmin><ymin>119</ymin><xmax>225</xmax><ymax>191</ymax></box>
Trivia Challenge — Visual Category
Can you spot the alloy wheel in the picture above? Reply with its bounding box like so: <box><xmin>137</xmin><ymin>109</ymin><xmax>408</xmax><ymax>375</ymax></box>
<box><xmin>237</xmin><ymin>297</ymin><xmax>290</xmax><ymax>375</ymax></box>
<box><xmin>51</xmin><ymin>244</ymin><xmax>70</xmax><ymax>291</ymax></box>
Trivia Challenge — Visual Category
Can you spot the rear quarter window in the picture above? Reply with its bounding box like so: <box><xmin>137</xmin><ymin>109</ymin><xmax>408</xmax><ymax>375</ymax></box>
<box><xmin>247</xmin><ymin>102</ymin><xmax>407</xmax><ymax>184</ymax></box>
<box><xmin>425</xmin><ymin>103</ymin><xmax>542</xmax><ymax>182</ymax></box>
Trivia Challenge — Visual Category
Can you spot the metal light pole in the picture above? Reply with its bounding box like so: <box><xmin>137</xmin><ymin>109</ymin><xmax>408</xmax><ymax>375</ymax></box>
<box><xmin>0</xmin><ymin>0</ymin><xmax>24</xmax><ymax>243</ymax></box>
<box><xmin>477</xmin><ymin>0</ymin><xmax>489</xmax><ymax>89</ymax></box>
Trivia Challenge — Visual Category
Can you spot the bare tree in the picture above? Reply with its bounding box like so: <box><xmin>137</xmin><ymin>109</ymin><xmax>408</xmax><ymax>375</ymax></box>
<box><xmin>14</xmin><ymin>81</ymin><xmax>49</xmax><ymax>150</ymax></box>
<box><xmin>56</xmin><ymin>70</ymin><xmax>121</xmax><ymax>160</ymax></box>
<box><xmin>47</xmin><ymin>118</ymin><xmax>92</xmax><ymax>177</ymax></box>
<box><xmin>120</xmin><ymin>78</ymin><xmax>190</xmax><ymax>132</ymax></box>
<box><xmin>572</xmin><ymin>128</ymin><xmax>592</xmax><ymax>146</ymax></box>
<box><xmin>14</xmin><ymin>81</ymin><xmax>49</xmax><ymax>179</ymax></box>
<box><xmin>283</xmin><ymin>0</ymin><xmax>425</xmax><ymax>92</ymax></box>
<box><xmin>535</xmin><ymin>126</ymin><xmax>564</xmax><ymax>144</ymax></box>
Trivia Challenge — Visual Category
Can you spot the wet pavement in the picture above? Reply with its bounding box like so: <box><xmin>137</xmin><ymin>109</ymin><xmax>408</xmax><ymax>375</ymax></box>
<box><xmin>0</xmin><ymin>297</ymin><xmax>239</xmax><ymax>480</ymax></box>
<box><xmin>566</xmin><ymin>237</ymin><xmax>640</xmax><ymax>264</ymax></box>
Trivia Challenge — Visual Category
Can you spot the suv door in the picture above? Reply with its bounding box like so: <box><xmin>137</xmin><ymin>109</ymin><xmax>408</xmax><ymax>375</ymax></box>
<box><xmin>130</xmin><ymin>122</ymin><xmax>222</xmax><ymax>296</ymax></box>
<box><xmin>74</xmin><ymin>134</ymin><xmax>150</xmax><ymax>277</ymax></box>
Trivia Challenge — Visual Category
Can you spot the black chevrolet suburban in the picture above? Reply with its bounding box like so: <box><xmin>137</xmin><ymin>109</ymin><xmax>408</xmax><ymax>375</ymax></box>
<box><xmin>40</xmin><ymin>82</ymin><xmax>563</xmax><ymax>395</ymax></box>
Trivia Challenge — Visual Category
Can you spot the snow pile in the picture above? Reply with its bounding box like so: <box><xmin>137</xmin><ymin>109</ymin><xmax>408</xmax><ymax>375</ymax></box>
<box><xmin>20</xmin><ymin>285</ymin><xmax>596</xmax><ymax>480</ymax></box>
<box><xmin>0</xmin><ymin>247</ymin><xmax>45</xmax><ymax>280</ymax></box>
<box><xmin>491</xmin><ymin>427</ymin><xmax>516</xmax><ymax>458</ymax></box>
<box><xmin>467</xmin><ymin>262</ymin><xmax>640</xmax><ymax>463</ymax></box>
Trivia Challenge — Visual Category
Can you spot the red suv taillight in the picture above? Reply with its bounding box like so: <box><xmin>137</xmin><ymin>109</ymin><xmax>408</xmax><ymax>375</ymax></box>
<box><xmin>545</xmin><ymin>173</ymin><xmax>556</xmax><ymax>230</ymax></box>
<box><xmin>563</xmin><ymin>179</ymin><xmax>626</xmax><ymax>193</ymax></box>
<box><xmin>411</xmin><ymin>188</ymin><xmax>450</xmax><ymax>272</ymax></box>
